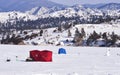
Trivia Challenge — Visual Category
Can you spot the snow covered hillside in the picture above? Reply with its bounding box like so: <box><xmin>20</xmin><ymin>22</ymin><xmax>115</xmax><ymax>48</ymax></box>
<box><xmin>24</xmin><ymin>3</ymin><xmax>120</xmax><ymax>18</ymax></box>
<box><xmin>0</xmin><ymin>3</ymin><xmax>120</xmax><ymax>23</ymax></box>
<box><xmin>0</xmin><ymin>23</ymin><xmax>120</xmax><ymax>47</ymax></box>
<box><xmin>26</xmin><ymin>4</ymin><xmax>120</xmax><ymax>18</ymax></box>
<box><xmin>21</xmin><ymin>24</ymin><xmax>120</xmax><ymax>46</ymax></box>
<box><xmin>0</xmin><ymin>11</ymin><xmax>37</xmax><ymax>23</ymax></box>
<box><xmin>25</xmin><ymin>6</ymin><xmax>63</xmax><ymax>16</ymax></box>
<box><xmin>0</xmin><ymin>45</ymin><xmax>120</xmax><ymax>75</ymax></box>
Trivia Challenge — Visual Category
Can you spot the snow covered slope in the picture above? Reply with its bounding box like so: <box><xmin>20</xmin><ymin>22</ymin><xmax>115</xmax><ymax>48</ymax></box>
<box><xmin>26</xmin><ymin>4</ymin><xmax>119</xmax><ymax>18</ymax></box>
<box><xmin>30</xmin><ymin>5</ymin><xmax>103</xmax><ymax>18</ymax></box>
<box><xmin>0</xmin><ymin>45</ymin><xmax>120</xmax><ymax>75</ymax></box>
<box><xmin>0</xmin><ymin>11</ymin><xmax>37</xmax><ymax>23</ymax></box>
<box><xmin>15</xmin><ymin>24</ymin><xmax>120</xmax><ymax>46</ymax></box>
<box><xmin>26</xmin><ymin>6</ymin><xmax>63</xmax><ymax>16</ymax></box>
<box><xmin>0</xmin><ymin>3</ymin><xmax>120</xmax><ymax>22</ymax></box>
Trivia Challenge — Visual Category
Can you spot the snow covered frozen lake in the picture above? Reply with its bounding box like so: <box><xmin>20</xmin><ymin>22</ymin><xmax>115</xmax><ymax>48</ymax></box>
<box><xmin>0</xmin><ymin>45</ymin><xmax>120</xmax><ymax>75</ymax></box>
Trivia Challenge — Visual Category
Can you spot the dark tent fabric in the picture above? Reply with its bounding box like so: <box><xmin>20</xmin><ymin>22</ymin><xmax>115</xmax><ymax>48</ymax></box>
<box><xmin>58</xmin><ymin>48</ymin><xmax>66</xmax><ymax>54</ymax></box>
<box><xmin>30</xmin><ymin>50</ymin><xmax>52</xmax><ymax>62</ymax></box>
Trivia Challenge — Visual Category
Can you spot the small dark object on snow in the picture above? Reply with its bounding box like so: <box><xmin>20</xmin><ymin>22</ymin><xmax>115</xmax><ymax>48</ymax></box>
<box><xmin>16</xmin><ymin>56</ymin><xmax>18</xmax><ymax>58</ymax></box>
<box><xmin>6</xmin><ymin>59</ymin><xmax>11</xmax><ymax>62</ymax></box>
<box><xmin>26</xmin><ymin>57</ymin><xmax>34</xmax><ymax>61</ymax></box>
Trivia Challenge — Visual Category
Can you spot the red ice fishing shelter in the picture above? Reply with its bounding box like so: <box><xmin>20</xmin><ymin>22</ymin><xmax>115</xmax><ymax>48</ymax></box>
<box><xmin>30</xmin><ymin>50</ymin><xmax>52</xmax><ymax>62</ymax></box>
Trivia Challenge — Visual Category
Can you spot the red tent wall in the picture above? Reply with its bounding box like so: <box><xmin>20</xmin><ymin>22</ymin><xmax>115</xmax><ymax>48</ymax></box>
<box><xmin>30</xmin><ymin>50</ymin><xmax>52</xmax><ymax>62</ymax></box>
<box><xmin>39</xmin><ymin>50</ymin><xmax>52</xmax><ymax>62</ymax></box>
<box><xmin>30</xmin><ymin>50</ymin><xmax>40</xmax><ymax>61</ymax></box>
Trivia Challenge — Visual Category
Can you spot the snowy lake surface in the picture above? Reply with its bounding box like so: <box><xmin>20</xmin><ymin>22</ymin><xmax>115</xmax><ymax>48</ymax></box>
<box><xmin>0</xmin><ymin>45</ymin><xmax>120</xmax><ymax>75</ymax></box>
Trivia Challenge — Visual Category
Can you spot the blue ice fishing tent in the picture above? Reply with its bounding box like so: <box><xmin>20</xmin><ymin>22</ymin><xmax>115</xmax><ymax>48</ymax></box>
<box><xmin>58</xmin><ymin>48</ymin><xmax>66</xmax><ymax>54</ymax></box>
